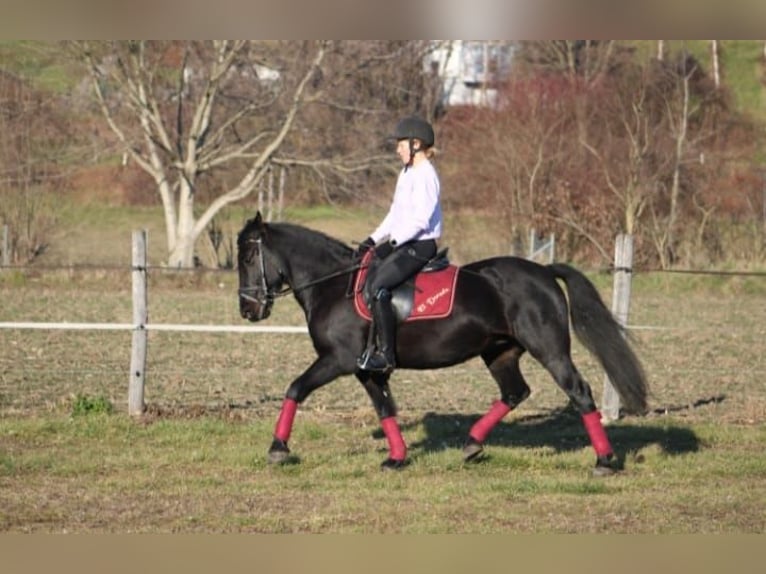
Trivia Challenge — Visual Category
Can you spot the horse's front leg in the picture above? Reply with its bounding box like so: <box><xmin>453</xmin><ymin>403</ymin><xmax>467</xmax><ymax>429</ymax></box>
<box><xmin>355</xmin><ymin>371</ymin><xmax>408</xmax><ymax>470</ymax></box>
<box><xmin>268</xmin><ymin>355</ymin><xmax>344</xmax><ymax>465</ymax></box>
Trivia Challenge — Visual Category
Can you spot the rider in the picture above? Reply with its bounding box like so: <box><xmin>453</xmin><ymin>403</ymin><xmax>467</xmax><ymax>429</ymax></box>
<box><xmin>354</xmin><ymin>115</ymin><xmax>443</xmax><ymax>373</ymax></box>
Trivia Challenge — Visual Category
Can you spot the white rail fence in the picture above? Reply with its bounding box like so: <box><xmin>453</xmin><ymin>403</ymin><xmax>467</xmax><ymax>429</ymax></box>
<box><xmin>1</xmin><ymin>229</ymin><xmax>636</xmax><ymax>420</ymax></box>
<box><xmin>1</xmin><ymin>230</ymin><xmax>308</xmax><ymax>416</ymax></box>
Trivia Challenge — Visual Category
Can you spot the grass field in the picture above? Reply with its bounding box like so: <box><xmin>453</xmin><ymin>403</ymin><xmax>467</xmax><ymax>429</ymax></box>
<box><xmin>1</xmin><ymin>40</ymin><xmax>766</xmax><ymax>537</ymax></box>
<box><xmin>2</xmin><ymin>250</ymin><xmax>765</xmax><ymax>532</ymax></box>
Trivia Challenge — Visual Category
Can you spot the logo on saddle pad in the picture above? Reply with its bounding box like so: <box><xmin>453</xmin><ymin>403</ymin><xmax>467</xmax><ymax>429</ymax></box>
<box><xmin>353</xmin><ymin>251</ymin><xmax>459</xmax><ymax>322</ymax></box>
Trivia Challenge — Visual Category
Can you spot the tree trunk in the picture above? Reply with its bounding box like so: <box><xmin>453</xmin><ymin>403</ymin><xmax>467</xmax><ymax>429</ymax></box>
<box><xmin>666</xmin><ymin>68</ymin><xmax>691</xmax><ymax>267</ymax></box>
<box><xmin>168</xmin><ymin>179</ymin><xmax>197</xmax><ymax>268</ymax></box>
<box><xmin>711</xmin><ymin>40</ymin><xmax>721</xmax><ymax>89</ymax></box>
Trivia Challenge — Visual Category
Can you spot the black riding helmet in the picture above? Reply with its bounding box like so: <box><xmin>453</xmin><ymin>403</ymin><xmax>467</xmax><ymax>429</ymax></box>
<box><xmin>392</xmin><ymin>116</ymin><xmax>434</xmax><ymax>170</ymax></box>
<box><xmin>392</xmin><ymin>115</ymin><xmax>435</xmax><ymax>148</ymax></box>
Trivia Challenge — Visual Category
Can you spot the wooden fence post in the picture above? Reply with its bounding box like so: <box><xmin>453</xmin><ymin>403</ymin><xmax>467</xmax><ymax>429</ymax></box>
<box><xmin>128</xmin><ymin>230</ymin><xmax>148</xmax><ymax>416</ymax></box>
<box><xmin>602</xmin><ymin>233</ymin><xmax>634</xmax><ymax>422</ymax></box>
<box><xmin>2</xmin><ymin>224</ymin><xmax>9</xmax><ymax>266</ymax></box>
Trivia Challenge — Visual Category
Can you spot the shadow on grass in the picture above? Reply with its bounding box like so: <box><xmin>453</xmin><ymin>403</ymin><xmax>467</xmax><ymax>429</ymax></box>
<box><xmin>379</xmin><ymin>404</ymin><xmax>703</xmax><ymax>465</ymax></box>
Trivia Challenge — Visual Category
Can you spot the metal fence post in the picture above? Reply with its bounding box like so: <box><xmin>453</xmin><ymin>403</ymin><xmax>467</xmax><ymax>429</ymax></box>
<box><xmin>128</xmin><ymin>230</ymin><xmax>148</xmax><ymax>416</ymax></box>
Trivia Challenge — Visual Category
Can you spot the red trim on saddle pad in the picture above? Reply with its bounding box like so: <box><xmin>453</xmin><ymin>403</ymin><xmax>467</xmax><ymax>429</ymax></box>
<box><xmin>353</xmin><ymin>251</ymin><xmax>459</xmax><ymax>322</ymax></box>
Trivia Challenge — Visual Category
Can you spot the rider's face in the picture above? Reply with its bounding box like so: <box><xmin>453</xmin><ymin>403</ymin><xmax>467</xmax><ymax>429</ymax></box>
<box><xmin>396</xmin><ymin>139</ymin><xmax>421</xmax><ymax>165</ymax></box>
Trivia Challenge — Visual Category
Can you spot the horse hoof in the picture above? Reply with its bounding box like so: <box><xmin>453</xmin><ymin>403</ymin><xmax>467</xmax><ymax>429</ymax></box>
<box><xmin>462</xmin><ymin>438</ymin><xmax>484</xmax><ymax>462</ymax></box>
<box><xmin>380</xmin><ymin>458</ymin><xmax>408</xmax><ymax>471</ymax></box>
<box><xmin>268</xmin><ymin>449</ymin><xmax>291</xmax><ymax>465</ymax></box>
<box><xmin>268</xmin><ymin>438</ymin><xmax>291</xmax><ymax>465</ymax></box>
<box><xmin>592</xmin><ymin>464</ymin><xmax>617</xmax><ymax>477</ymax></box>
<box><xmin>592</xmin><ymin>455</ymin><xmax>618</xmax><ymax>477</ymax></box>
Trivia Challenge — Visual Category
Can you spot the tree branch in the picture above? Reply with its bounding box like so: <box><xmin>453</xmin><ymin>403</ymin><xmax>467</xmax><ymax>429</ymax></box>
<box><xmin>193</xmin><ymin>42</ymin><xmax>328</xmax><ymax>238</ymax></box>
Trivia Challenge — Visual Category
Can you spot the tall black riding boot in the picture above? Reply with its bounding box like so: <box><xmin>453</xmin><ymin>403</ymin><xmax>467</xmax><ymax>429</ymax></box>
<box><xmin>357</xmin><ymin>289</ymin><xmax>396</xmax><ymax>373</ymax></box>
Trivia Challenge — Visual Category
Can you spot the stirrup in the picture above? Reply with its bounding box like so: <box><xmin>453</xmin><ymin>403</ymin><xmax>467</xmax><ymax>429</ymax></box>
<box><xmin>356</xmin><ymin>348</ymin><xmax>394</xmax><ymax>373</ymax></box>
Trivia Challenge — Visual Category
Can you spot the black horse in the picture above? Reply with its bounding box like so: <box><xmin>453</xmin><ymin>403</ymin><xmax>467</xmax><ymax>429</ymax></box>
<box><xmin>238</xmin><ymin>212</ymin><xmax>648</xmax><ymax>474</ymax></box>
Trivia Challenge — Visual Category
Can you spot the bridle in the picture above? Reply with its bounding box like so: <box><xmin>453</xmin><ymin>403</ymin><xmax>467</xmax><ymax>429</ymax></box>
<box><xmin>238</xmin><ymin>236</ymin><xmax>364</xmax><ymax>306</ymax></box>
<box><xmin>238</xmin><ymin>237</ymin><xmax>287</xmax><ymax>307</ymax></box>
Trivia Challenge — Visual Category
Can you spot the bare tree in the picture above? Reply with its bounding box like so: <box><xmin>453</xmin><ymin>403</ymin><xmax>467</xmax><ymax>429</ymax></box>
<box><xmin>517</xmin><ymin>41</ymin><xmax>616</xmax><ymax>85</ymax></box>
<box><xmin>0</xmin><ymin>70</ymin><xmax>70</xmax><ymax>263</ymax></box>
<box><xmin>69</xmin><ymin>41</ymin><xmax>332</xmax><ymax>267</ymax></box>
<box><xmin>650</xmin><ymin>57</ymin><xmax>701</xmax><ymax>267</ymax></box>
<box><xmin>579</xmin><ymin>67</ymin><xmax>656</xmax><ymax>237</ymax></box>
<box><xmin>516</xmin><ymin>41</ymin><xmax>620</xmax><ymax>158</ymax></box>
<box><xmin>69</xmin><ymin>40</ymin><xmax>438</xmax><ymax>267</ymax></box>
<box><xmin>711</xmin><ymin>40</ymin><xmax>721</xmax><ymax>89</ymax></box>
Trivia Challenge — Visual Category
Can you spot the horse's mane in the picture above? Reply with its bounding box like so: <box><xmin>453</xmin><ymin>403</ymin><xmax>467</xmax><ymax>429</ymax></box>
<box><xmin>266</xmin><ymin>221</ymin><xmax>353</xmax><ymax>260</ymax></box>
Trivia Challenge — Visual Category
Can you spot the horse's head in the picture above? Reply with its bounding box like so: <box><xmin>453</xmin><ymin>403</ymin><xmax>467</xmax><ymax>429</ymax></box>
<box><xmin>237</xmin><ymin>212</ymin><xmax>286</xmax><ymax>322</ymax></box>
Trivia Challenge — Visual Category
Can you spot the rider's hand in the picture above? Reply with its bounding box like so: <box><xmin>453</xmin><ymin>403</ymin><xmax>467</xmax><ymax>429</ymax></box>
<box><xmin>353</xmin><ymin>237</ymin><xmax>375</xmax><ymax>259</ymax></box>
<box><xmin>374</xmin><ymin>239</ymin><xmax>396</xmax><ymax>259</ymax></box>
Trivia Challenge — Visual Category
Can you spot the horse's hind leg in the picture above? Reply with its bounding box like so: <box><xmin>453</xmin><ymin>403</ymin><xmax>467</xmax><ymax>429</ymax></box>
<box><xmin>356</xmin><ymin>371</ymin><xmax>407</xmax><ymax>470</ymax></box>
<box><xmin>464</xmin><ymin>344</ymin><xmax>531</xmax><ymax>462</ymax></box>
<box><xmin>542</xmin><ymin>355</ymin><xmax>617</xmax><ymax>475</ymax></box>
<box><xmin>517</xmin><ymin>306</ymin><xmax>617</xmax><ymax>475</ymax></box>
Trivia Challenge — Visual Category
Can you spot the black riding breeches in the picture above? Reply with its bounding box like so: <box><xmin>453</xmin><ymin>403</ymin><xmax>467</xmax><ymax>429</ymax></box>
<box><xmin>363</xmin><ymin>239</ymin><xmax>438</xmax><ymax>302</ymax></box>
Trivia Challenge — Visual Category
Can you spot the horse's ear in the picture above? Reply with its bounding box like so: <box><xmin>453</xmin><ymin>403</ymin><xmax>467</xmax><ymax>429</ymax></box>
<box><xmin>254</xmin><ymin>211</ymin><xmax>263</xmax><ymax>226</ymax></box>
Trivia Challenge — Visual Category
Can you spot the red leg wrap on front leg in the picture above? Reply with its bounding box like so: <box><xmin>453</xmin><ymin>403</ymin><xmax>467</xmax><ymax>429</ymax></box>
<box><xmin>380</xmin><ymin>416</ymin><xmax>407</xmax><ymax>461</ymax></box>
<box><xmin>582</xmin><ymin>411</ymin><xmax>613</xmax><ymax>458</ymax></box>
<box><xmin>469</xmin><ymin>400</ymin><xmax>512</xmax><ymax>443</ymax></box>
<box><xmin>274</xmin><ymin>398</ymin><xmax>298</xmax><ymax>442</ymax></box>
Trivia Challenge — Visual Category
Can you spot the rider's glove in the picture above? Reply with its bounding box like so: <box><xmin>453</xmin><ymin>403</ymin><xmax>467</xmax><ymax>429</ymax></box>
<box><xmin>353</xmin><ymin>237</ymin><xmax>375</xmax><ymax>259</ymax></box>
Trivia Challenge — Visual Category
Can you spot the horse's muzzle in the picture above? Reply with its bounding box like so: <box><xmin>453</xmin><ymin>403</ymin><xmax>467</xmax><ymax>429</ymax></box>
<box><xmin>238</xmin><ymin>288</ymin><xmax>271</xmax><ymax>322</ymax></box>
<box><xmin>240</xmin><ymin>303</ymin><xmax>271</xmax><ymax>322</ymax></box>
<box><xmin>240</xmin><ymin>298</ymin><xmax>272</xmax><ymax>322</ymax></box>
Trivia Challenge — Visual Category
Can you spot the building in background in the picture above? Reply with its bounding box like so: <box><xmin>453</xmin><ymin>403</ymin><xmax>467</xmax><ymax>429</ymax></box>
<box><xmin>427</xmin><ymin>41</ymin><xmax>516</xmax><ymax>108</ymax></box>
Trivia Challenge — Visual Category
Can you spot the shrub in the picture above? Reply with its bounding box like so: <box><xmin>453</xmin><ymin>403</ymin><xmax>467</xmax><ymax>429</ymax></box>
<box><xmin>71</xmin><ymin>393</ymin><xmax>114</xmax><ymax>416</ymax></box>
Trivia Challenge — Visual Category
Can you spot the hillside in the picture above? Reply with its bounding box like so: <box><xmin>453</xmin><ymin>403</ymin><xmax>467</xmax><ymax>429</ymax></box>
<box><xmin>2</xmin><ymin>41</ymin><xmax>766</xmax><ymax>268</ymax></box>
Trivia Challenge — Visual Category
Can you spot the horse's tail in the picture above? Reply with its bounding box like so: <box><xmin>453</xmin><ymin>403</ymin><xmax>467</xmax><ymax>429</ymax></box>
<box><xmin>548</xmin><ymin>263</ymin><xmax>649</xmax><ymax>415</ymax></box>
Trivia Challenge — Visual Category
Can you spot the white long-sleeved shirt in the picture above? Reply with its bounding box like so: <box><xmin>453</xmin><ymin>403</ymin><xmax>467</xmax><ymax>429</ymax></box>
<box><xmin>370</xmin><ymin>159</ymin><xmax>442</xmax><ymax>246</ymax></box>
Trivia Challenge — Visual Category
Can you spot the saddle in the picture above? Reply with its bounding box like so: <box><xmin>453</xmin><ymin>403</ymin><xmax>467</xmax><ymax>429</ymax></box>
<box><xmin>353</xmin><ymin>249</ymin><xmax>459</xmax><ymax>322</ymax></box>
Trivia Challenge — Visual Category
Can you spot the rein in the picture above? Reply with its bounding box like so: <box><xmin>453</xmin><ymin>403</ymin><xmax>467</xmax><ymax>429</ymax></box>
<box><xmin>238</xmin><ymin>237</ymin><xmax>364</xmax><ymax>305</ymax></box>
<box><xmin>278</xmin><ymin>263</ymin><xmax>365</xmax><ymax>297</ymax></box>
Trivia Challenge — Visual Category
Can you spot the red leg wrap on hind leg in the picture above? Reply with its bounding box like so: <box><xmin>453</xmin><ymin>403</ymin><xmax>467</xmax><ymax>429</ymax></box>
<box><xmin>380</xmin><ymin>417</ymin><xmax>407</xmax><ymax>461</ymax></box>
<box><xmin>274</xmin><ymin>398</ymin><xmax>298</xmax><ymax>442</ymax></box>
<box><xmin>469</xmin><ymin>400</ymin><xmax>512</xmax><ymax>443</ymax></box>
<box><xmin>582</xmin><ymin>411</ymin><xmax>613</xmax><ymax>458</ymax></box>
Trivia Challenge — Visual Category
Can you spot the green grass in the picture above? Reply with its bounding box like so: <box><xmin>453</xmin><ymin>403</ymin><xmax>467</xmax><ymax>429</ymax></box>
<box><xmin>3</xmin><ymin>191</ymin><xmax>766</xmax><ymax>533</ymax></box>
<box><xmin>0</xmin><ymin>41</ymin><xmax>79</xmax><ymax>94</ymax></box>
<box><xmin>719</xmin><ymin>41</ymin><xmax>766</xmax><ymax>121</ymax></box>
<box><xmin>71</xmin><ymin>394</ymin><xmax>114</xmax><ymax>416</ymax></box>
<box><xmin>1</xmin><ymin>267</ymin><xmax>765</xmax><ymax>532</ymax></box>
<box><xmin>0</xmin><ymin>412</ymin><xmax>763</xmax><ymax>533</ymax></box>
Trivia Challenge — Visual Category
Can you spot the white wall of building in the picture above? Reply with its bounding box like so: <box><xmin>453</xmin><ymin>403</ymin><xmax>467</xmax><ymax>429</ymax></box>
<box><xmin>426</xmin><ymin>40</ymin><xmax>516</xmax><ymax>108</ymax></box>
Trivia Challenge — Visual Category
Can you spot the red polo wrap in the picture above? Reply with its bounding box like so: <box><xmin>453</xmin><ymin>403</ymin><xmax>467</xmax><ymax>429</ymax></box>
<box><xmin>274</xmin><ymin>398</ymin><xmax>298</xmax><ymax>442</ymax></box>
<box><xmin>380</xmin><ymin>416</ymin><xmax>407</xmax><ymax>461</ymax></box>
<box><xmin>582</xmin><ymin>411</ymin><xmax>613</xmax><ymax>457</ymax></box>
<box><xmin>469</xmin><ymin>400</ymin><xmax>512</xmax><ymax>443</ymax></box>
